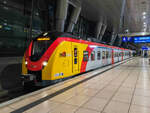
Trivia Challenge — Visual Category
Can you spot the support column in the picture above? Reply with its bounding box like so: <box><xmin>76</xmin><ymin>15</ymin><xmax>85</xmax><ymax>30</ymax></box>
<box><xmin>118</xmin><ymin>35</ymin><xmax>123</xmax><ymax>46</ymax></box>
<box><xmin>110</xmin><ymin>28</ymin><xmax>117</xmax><ymax>45</ymax></box>
<box><xmin>95</xmin><ymin>21</ymin><xmax>103</xmax><ymax>39</ymax></box>
<box><xmin>110</xmin><ymin>33</ymin><xmax>117</xmax><ymax>45</ymax></box>
<box><xmin>119</xmin><ymin>0</ymin><xmax>126</xmax><ymax>32</ymax></box>
<box><xmin>118</xmin><ymin>0</ymin><xmax>126</xmax><ymax>46</ymax></box>
<box><xmin>99</xmin><ymin>24</ymin><xmax>107</xmax><ymax>41</ymax></box>
<box><xmin>56</xmin><ymin>0</ymin><xmax>68</xmax><ymax>32</ymax></box>
<box><xmin>67</xmin><ymin>6</ymin><xmax>81</xmax><ymax>32</ymax></box>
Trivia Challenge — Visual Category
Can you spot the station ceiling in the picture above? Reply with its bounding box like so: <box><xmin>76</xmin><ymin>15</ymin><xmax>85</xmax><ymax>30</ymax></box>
<box><xmin>81</xmin><ymin>0</ymin><xmax>123</xmax><ymax>30</ymax></box>
<box><xmin>127</xmin><ymin>0</ymin><xmax>150</xmax><ymax>33</ymax></box>
<box><xmin>7</xmin><ymin>0</ymin><xmax>150</xmax><ymax>34</ymax></box>
<box><xmin>81</xmin><ymin>0</ymin><xmax>150</xmax><ymax>34</ymax></box>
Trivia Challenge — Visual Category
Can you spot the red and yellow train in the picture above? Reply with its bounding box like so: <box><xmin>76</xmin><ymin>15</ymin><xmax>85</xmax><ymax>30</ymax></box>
<box><xmin>21</xmin><ymin>32</ymin><xmax>133</xmax><ymax>86</ymax></box>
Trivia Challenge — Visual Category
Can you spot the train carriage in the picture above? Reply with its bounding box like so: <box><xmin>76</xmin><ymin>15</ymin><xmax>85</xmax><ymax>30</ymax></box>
<box><xmin>21</xmin><ymin>32</ymin><xmax>133</xmax><ymax>86</ymax></box>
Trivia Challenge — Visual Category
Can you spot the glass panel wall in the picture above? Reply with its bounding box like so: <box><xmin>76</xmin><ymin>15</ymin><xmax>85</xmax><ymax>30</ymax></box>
<box><xmin>0</xmin><ymin>0</ymin><xmax>55</xmax><ymax>56</ymax></box>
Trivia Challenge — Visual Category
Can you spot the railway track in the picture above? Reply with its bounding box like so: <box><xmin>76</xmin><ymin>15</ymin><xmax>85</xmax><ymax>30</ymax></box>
<box><xmin>0</xmin><ymin>86</ymin><xmax>41</xmax><ymax>104</ymax></box>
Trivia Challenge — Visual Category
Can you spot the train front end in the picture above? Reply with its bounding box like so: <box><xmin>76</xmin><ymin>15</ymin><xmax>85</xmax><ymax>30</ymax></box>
<box><xmin>21</xmin><ymin>32</ymin><xmax>57</xmax><ymax>86</ymax></box>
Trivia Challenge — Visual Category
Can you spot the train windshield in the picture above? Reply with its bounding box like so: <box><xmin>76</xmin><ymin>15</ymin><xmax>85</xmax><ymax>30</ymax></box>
<box><xmin>30</xmin><ymin>32</ymin><xmax>63</xmax><ymax>61</ymax></box>
<box><xmin>32</xmin><ymin>41</ymin><xmax>51</xmax><ymax>55</ymax></box>
<box><xmin>31</xmin><ymin>37</ymin><xmax>53</xmax><ymax>61</ymax></box>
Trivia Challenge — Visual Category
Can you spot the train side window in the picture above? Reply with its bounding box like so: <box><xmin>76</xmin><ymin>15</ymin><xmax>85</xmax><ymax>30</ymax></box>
<box><xmin>91</xmin><ymin>51</ymin><xmax>95</xmax><ymax>61</ymax></box>
<box><xmin>74</xmin><ymin>48</ymin><xmax>77</xmax><ymax>57</ymax></box>
<box><xmin>97</xmin><ymin>51</ymin><xmax>101</xmax><ymax>60</ymax></box>
<box><xmin>74</xmin><ymin>48</ymin><xmax>78</xmax><ymax>64</ymax></box>
<box><xmin>102</xmin><ymin>51</ymin><xmax>105</xmax><ymax>59</ymax></box>
<box><xmin>83</xmin><ymin>51</ymin><xmax>89</xmax><ymax>62</ymax></box>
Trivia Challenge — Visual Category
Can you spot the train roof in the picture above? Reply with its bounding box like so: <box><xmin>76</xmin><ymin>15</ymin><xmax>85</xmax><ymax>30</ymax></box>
<box><xmin>37</xmin><ymin>31</ymin><xmax>132</xmax><ymax>51</ymax></box>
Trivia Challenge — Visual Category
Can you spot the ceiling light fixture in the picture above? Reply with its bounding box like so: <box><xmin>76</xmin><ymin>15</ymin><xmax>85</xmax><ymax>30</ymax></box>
<box><xmin>143</xmin><ymin>16</ymin><xmax>146</xmax><ymax>19</ymax></box>
<box><xmin>142</xmin><ymin>12</ymin><xmax>146</xmax><ymax>15</ymax></box>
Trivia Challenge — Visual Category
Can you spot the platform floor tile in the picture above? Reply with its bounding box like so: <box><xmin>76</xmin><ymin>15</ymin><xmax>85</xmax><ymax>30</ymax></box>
<box><xmin>2</xmin><ymin>58</ymin><xmax>150</xmax><ymax>113</ymax></box>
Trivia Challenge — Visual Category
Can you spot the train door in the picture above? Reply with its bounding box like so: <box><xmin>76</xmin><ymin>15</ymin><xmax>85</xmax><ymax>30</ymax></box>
<box><xmin>108</xmin><ymin>49</ymin><xmax>112</xmax><ymax>64</ymax></box>
<box><xmin>122</xmin><ymin>51</ymin><xmax>124</xmax><ymax>61</ymax></box>
<box><xmin>105</xmin><ymin>49</ymin><xmax>108</xmax><ymax>65</ymax></box>
<box><xmin>126</xmin><ymin>51</ymin><xmax>127</xmax><ymax>59</ymax></box>
<box><xmin>114</xmin><ymin>49</ymin><xmax>118</xmax><ymax>63</ymax></box>
<box><xmin>117</xmin><ymin>49</ymin><xmax>120</xmax><ymax>62</ymax></box>
<box><xmin>126</xmin><ymin>51</ymin><xmax>128</xmax><ymax>59</ymax></box>
<box><xmin>90</xmin><ymin>50</ymin><xmax>96</xmax><ymax>69</ymax></box>
<box><xmin>119</xmin><ymin>50</ymin><xmax>122</xmax><ymax>61</ymax></box>
<box><xmin>117</xmin><ymin>50</ymin><xmax>120</xmax><ymax>62</ymax></box>
<box><xmin>112</xmin><ymin>49</ymin><xmax>114</xmax><ymax>64</ymax></box>
<box><xmin>106</xmin><ymin>49</ymin><xmax>109</xmax><ymax>65</ymax></box>
<box><xmin>97</xmin><ymin>48</ymin><xmax>102</xmax><ymax>68</ymax></box>
<box><xmin>72</xmin><ymin>44</ymin><xmax>79</xmax><ymax>73</ymax></box>
<box><xmin>124</xmin><ymin>51</ymin><xmax>126</xmax><ymax>59</ymax></box>
<box><xmin>102</xmin><ymin>48</ymin><xmax>106</xmax><ymax>66</ymax></box>
<box><xmin>100</xmin><ymin>48</ymin><xmax>103</xmax><ymax>66</ymax></box>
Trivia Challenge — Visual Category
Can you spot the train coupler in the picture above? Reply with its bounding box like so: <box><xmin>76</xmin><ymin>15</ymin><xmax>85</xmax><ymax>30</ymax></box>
<box><xmin>21</xmin><ymin>74</ymin><xmax>36</xmax><ymax>86</ymax></box>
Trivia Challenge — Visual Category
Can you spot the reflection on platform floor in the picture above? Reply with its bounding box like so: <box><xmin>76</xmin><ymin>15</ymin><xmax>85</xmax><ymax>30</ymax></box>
<box><xmin>1</xmin><ymin>58</ymin><xmax>150</xmax><ymax>113</ymax></box>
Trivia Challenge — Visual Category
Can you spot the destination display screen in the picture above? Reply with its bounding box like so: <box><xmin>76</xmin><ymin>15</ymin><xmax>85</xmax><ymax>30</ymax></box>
<box><xmin>37</xmin><ymin>37</ymin><xmax>50</xmax><ymax>41</ymax></box>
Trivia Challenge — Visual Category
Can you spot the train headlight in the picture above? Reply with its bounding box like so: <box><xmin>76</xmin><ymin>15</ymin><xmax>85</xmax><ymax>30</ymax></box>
<box><xmin>25</xmin><ymin>61</ymin><xmax>28</xmax><ymax>65</ymax></box>
<box><xmin>43</xmin><ymin>61</ymin><xmax>48</xmax><ymax>66</ymax></box>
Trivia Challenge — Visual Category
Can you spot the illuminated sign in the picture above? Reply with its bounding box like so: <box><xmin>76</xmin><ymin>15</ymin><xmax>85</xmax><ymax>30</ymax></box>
<box><xmin>122</xmin><ymin>37</ymin><xmax>128</xmax><ymax>42</ymax></box>
<box><xmin>141</xmin><ymin>46</ymin><xmax>150</xmax><ymax>50</ymax></box>
<box><xmin>122</xmin><ymin>37</ymin><xmax>133</xmax><ymax>42</ymax></box>
<box><xmin>134</xmin><ymin>36</ymin><xmax>150</xmax><ymax>43</ymax></box>
<box><xmin>37</xmin><ymin>37</ymin><xmax>50</xmax><ymax>41</ymax></box>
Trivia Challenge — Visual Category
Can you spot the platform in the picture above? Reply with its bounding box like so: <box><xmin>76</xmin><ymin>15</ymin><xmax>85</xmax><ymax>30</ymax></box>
<box><xmin>0</xmin><ymin>58</ymin><xmax>150</xmax><ymax>113</ymax></box>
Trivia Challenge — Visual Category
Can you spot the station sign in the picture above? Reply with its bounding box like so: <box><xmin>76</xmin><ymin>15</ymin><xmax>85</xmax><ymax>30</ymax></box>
<box><xmin>122</xmin><ymin>37</ymin><xmax>132</xmax><ymax>42</ymax></box>
<box><xmin>122</xmin><ymin>37</ymin><xmax>128</xmax><ymax>42</ymax></box>
<box><xmin>134</xmin><ymin>36</ymin><xmax>150</xmax><ymax>43</ymax></box>
<box><xmin>141</xmin><ymin>46</ymin><xmax>150</xmax><ymax>50</ymax></box>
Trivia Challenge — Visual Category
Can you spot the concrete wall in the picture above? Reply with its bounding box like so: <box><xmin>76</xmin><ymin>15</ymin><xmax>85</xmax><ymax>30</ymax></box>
<box><xmin>0</xmin><ymin>57</ymin><xmax>23</xmax><ymax>96</ymax></box>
